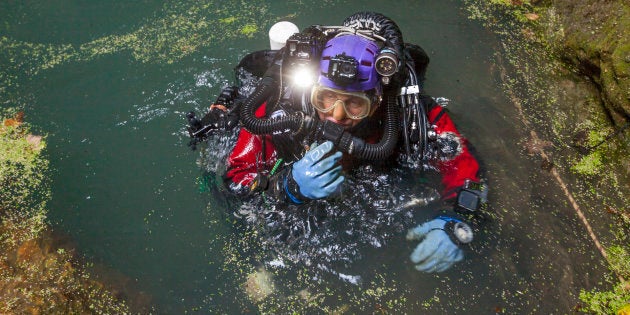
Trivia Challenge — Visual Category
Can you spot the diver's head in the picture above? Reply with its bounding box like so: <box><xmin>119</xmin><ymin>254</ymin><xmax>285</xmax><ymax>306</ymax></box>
<box><xmin>311</xmin><ymin>34</ymin><xmax>381</xmax><ymax>129</ymax></box>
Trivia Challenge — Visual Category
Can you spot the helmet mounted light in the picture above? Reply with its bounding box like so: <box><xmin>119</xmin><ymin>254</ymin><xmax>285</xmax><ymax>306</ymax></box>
<box><xmin>291</xmin><ymin>65</ymin><xmax>315</xmax><ymax>88</ymax></box>
<box><xmin>285</xmin><ymin>28</ymin><xmax>326</xmax><ymax>89</ymax></box>
<box><xmin>375</xmin><ymin>47</ymin><xmax>399</xmax><ymax>85</ymax></box>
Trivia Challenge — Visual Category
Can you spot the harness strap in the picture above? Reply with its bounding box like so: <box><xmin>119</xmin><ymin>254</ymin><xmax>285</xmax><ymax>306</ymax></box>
<box><xmin>430</xmin><ymin>107</ymin><xmax>447</xmax><ymax>125</ymax></box>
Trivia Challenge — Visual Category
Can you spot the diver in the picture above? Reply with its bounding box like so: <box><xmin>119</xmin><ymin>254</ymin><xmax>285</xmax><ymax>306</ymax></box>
<box><xmin>187</xmin><ymin>12</ymin><xmax>488</xmax><ymax>273</ymax></box>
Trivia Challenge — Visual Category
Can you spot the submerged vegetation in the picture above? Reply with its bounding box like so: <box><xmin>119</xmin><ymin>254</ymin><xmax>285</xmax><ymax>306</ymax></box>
<box><xmin>0</xmin><ymin>1</ymin><xmax>280</xmax><ymax>312</ymax></box>
<box><xmin>2</xmin><ymin>0</ymin><xmax>376</xmax><ymax>312</ymax></box>
<box><xmin>464</xmin><ymin>0</ymin><xmax>629</xmax><ymax>313</ymax></box>
<box><xmin>579</xmin><ymin>243</ymin><xmax>630</xmax><ymax>314</ymax></box>
<box><xmin>1</xmin><ymin>1</ymin><xmax>275</xmax><ymax>101</ymax></box>
<box><xmin>1</xmin><ymin>0</ymin><xmax>628</xmax><ymax>313</ymax></box>
<box><xmin>0</xmin><ymin>111</ymin><xmax>131</xmax><ymax>313</ymax></box>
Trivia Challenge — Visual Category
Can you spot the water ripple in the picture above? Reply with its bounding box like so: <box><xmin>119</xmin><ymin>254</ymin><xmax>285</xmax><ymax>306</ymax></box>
<box><xmin>225</xmin><ymin>165</ymin><xmax>442</xmax><ymax>282</ymax></box>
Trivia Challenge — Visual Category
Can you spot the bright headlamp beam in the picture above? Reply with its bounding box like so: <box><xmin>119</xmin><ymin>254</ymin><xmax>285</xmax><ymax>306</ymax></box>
<box><xmin>292</xmin><ymin>67</ymin><xmax>314</xmax><ymax>88</ymax></box>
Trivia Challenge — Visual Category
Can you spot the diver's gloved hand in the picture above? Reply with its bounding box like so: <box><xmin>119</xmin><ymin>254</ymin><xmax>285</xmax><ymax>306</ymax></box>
<box><xmin>407</xmin><ymin>216</ymin><xmax>470</xmax><ymax>273</ymax></box>
<box><xmin>285</xmin><ymin>141</ymin><xmax>344</xmax><ymax>203</ymax></box>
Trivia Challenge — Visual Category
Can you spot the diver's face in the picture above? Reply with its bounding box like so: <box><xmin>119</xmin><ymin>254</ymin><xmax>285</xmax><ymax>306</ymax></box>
<box><xmin>312</xmin><ymin>88</ymin><xmax>372</xmax><ymax>129</ymax></box>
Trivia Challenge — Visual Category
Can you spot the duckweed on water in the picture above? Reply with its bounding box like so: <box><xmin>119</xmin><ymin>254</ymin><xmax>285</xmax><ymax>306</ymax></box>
<box><xmin>1</xmin><ymin>0</ymin><xmax>275</xmax><ymax>91</ymax></box>
<box><xmin>0</xmin><ymin>1</ymin><xmax>366</xmax><ymax>312</ymax></box>
<box><xmin>208</xmin><ymin>215</ymin><xmax>412</xmax><ymax>314</ymax></box>
<box><xmin>571</xmin><ymin>129</ymin><xmax>609</xmax><ymax>176</ymax></box>
<box><xmin>464</xmin><ymin>1</ymin><xmax>630</xmax><ymax>313</ymax></box>
<box><xmin>0</xmin><ymin>112</ymin><xmax>48</xmax><ymax>221</ymax></box>
<box><xmin>4</xmin><ymin>0</ymin><xmax>627</xmax><ymax>312</ymax></box>
<box><xmin>240</xmin><ymin>24</ymin><xmax>259</xmax><ymax>38</ymax></box>
<box><xmin>571</xmin><ymin>151</ymin><xmax>604</xmax><ymax>176</ymax></box>
<box><xmin>0</xmin><ymin>113</ymin><xmax>131</xmax><ymax>313</ymax></box>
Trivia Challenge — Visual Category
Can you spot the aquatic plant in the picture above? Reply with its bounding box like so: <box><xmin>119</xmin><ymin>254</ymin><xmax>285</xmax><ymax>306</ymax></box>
<box><xmin>463</xmin><ymin>0</ymin><xmax>629</xmax><ymax>313</ymax></box>
<box><xmin>0</xmin><ymin>112</ymin><xmax>133</xmax><ymax>313</ymax></box>
<box><xmin>579</xmin><ymin>224</ymin><xmax>630</xmax><ymax>314</ymax></box>
<box><xmin>0</xmin><ymin>111</ymin><xmax>49</xmax><ymax>228</ymax></box>
<box><xmin>0</xmin><ymin>1</ymin><xmax>273</xmax><ymax>80</ymax></box>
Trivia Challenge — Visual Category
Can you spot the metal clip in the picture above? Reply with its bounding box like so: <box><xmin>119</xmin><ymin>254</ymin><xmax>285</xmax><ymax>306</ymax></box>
<box><xmin>399</xmin><ymin>85</ymin><xmax>420</xmax><ymax>96</ymax></box>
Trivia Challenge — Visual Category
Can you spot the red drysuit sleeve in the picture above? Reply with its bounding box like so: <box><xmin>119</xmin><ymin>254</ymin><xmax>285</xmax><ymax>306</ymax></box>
<box><xmin>427</xmin><ymin>105</ymin><xmax>480</xmax><ymax>200</ymax></box>
<box><xmin>224</xmin><ymin>103</ymin><xmax>277</xmax><ymax>188</ymax></box>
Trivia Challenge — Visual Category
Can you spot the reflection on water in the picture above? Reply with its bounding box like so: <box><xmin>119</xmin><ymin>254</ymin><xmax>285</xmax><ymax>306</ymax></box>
<box><xmin>0</xmin><ymin>0</ymin><xmax>612</xmax><ymax>313</ymax></box>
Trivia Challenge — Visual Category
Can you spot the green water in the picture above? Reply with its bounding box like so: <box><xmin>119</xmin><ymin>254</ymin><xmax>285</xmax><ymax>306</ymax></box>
<box><xmin>1</xmin><ymin>0</ymin><xmax>610</xmax><ymax>313</ymax></box>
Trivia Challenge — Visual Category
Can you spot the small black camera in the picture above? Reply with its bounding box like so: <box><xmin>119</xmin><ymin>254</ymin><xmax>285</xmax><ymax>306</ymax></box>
<box><xmin>328</xmin><ymin>54</ymin><xmax>358</xmax><ymax>86</ymax></box>
<box><xmin>455</xmin><ymin>179</ymin><xmax>488</xmax><ymax>214</ymax></box>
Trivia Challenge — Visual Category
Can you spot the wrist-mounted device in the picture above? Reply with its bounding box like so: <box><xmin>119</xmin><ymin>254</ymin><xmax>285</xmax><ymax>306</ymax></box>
<box><xmin>283</xmin><ymin>173</ymin><xmax>308</xmax><ymax>204</ymax></box>
<box><xmin>456</xmin><ymin>179</ymin><xmax>488</xmax><ymax>215</ymax></box>
<box><xmin>436</xmin><ymin>215</ymin><xmax>473</xmax><ymax>245</ymax></box>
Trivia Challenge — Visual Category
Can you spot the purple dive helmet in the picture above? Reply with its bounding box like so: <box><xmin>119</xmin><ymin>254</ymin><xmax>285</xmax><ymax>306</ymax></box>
<box><xmin>318</xmin><ymin>35</ymin><xmax>380</xmax><ymax>92</ymax></box>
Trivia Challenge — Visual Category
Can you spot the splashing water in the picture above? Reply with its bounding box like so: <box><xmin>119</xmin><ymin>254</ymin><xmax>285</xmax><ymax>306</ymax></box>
<box><xmin>201</xmin><ymin>138</ymin><xmax>442</xmax><ymax>284</ymax></box>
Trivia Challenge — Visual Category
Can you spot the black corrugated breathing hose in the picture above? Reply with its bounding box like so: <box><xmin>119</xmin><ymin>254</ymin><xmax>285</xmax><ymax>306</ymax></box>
<box><xmin>239</xmin><ymin>12</ymin><xmax>404</xmax><ymax>160</ymax></box>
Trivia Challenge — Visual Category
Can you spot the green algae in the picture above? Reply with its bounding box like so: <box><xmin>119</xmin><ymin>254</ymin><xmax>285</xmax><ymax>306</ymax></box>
<box><xmin>0</xmin><ymin>112</ymin><xmax>133</xmax><ymax>314</ymax></box>
<box><xmin>0</xmin><ymin>1</ymin><xmax>383</xmax><ymax>312</ymax></box>
<box><xmin>0</xmin><ymin>0</ymin><xmax>275</xmax><ymax>90</ymax></box>
<box><xmin>463</xmin><ymin>1</ymin><xmax>629</xmax><ymax>313</ymax></box>
<box><xmin>4</xmin><ymin>0</ymin><xmax>627</xmax><ymax>312</ymax></box>
<box><xmin>240</xmin><ymin>24</ymin><xmax>259</xmax><ymax>37</ymax></box>
<box><xmin>556</xmin><ymin>1</ymin><xmax>630</xmax><ymax>121</ymax></box>
<box><xmin>0</xmin><ymin>113</ymin><xmax>49</xmax><ymax>221</ymax></box>
<box><xmin>464</xmin><ymin>0</ymin><xmax>628</xmax><ymax>199</ymax></box>
<box><xmin>0</xmin><ymin>2</ymin><xmax>280</xmax><ymax>311</ymax></box>
<box><xmin>572</xmin><ymin>150</ymin><xmax>604</xmax><ymax>176</ymax></box>
<box><xmin>579</xmin><ymin>246</ymin><xmax>630</xmax><ymax>315</ymax></box>
<box><xmin>220</xmin><ymin>16</ymin><xmax>238</xmax><ymax>24</ymax></box>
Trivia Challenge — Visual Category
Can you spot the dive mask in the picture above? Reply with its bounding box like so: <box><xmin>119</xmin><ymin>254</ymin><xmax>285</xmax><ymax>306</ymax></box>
<box><xmin>310</xmin><ymin>85</ymin><xmax>375</xmax><ymax>120</ymax></box>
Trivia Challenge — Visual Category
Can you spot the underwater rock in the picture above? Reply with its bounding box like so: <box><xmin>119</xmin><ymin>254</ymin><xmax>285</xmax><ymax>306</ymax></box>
<box><xmin>551</xmin><ymin>0</ymin><xmax>630</xmax><ymax>124</ymax></box>
<box><xmin>1</xmin><ymin>226</ymin><xmax>133</xmax><ymax>314</ymax></box>
<box><xmin>25</xmin><ymin>135</ymin><xmax>43</xmax><ymax>152</ymax></box>
<box><xmin>243</xmin><ymin>267</ymin><xmax>275</xmax><ymax>303</ymax></box>
<box><xmin>16</xmin><ymin>239</ymin><xmax>44</xmax><ymax>264</ymax></box>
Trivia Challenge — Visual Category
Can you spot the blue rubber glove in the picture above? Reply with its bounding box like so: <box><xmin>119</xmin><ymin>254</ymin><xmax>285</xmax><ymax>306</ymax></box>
<box><xmin>406</xmin><ymin>217</ymin><xmax>465</xmax><ymax>273</ymax></box>
<box><xmin>291</xmin><ymin>141</ymin><xmax>344</xmax><ymax>199</ymax></box>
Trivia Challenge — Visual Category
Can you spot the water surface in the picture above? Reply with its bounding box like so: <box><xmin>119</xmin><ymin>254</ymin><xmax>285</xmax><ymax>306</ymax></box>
<box><xmin>1</xmin><ymin>0</ymin><xmax>609</xmax><ymax>313</ymax></box>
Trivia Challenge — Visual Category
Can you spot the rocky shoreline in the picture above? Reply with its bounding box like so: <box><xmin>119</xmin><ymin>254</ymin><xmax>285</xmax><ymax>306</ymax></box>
<box><xmin>1</xmin><ymin>1</ymin><xmax>627</xmax><ymax>313</ymax></box>
<box><xmin>465</xmin><ymin>0</ymin><xmax>629</xmax><ymax>313</ymax></box>
<box><xmin>0</xmin><ymin>113</ymin><xmax>147</xmax><ymax>314</ymax></box>
<box><xmin>551</xmin><ymin>0</ymin><xmax>629</xmax><ymax>126</ymax></box>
